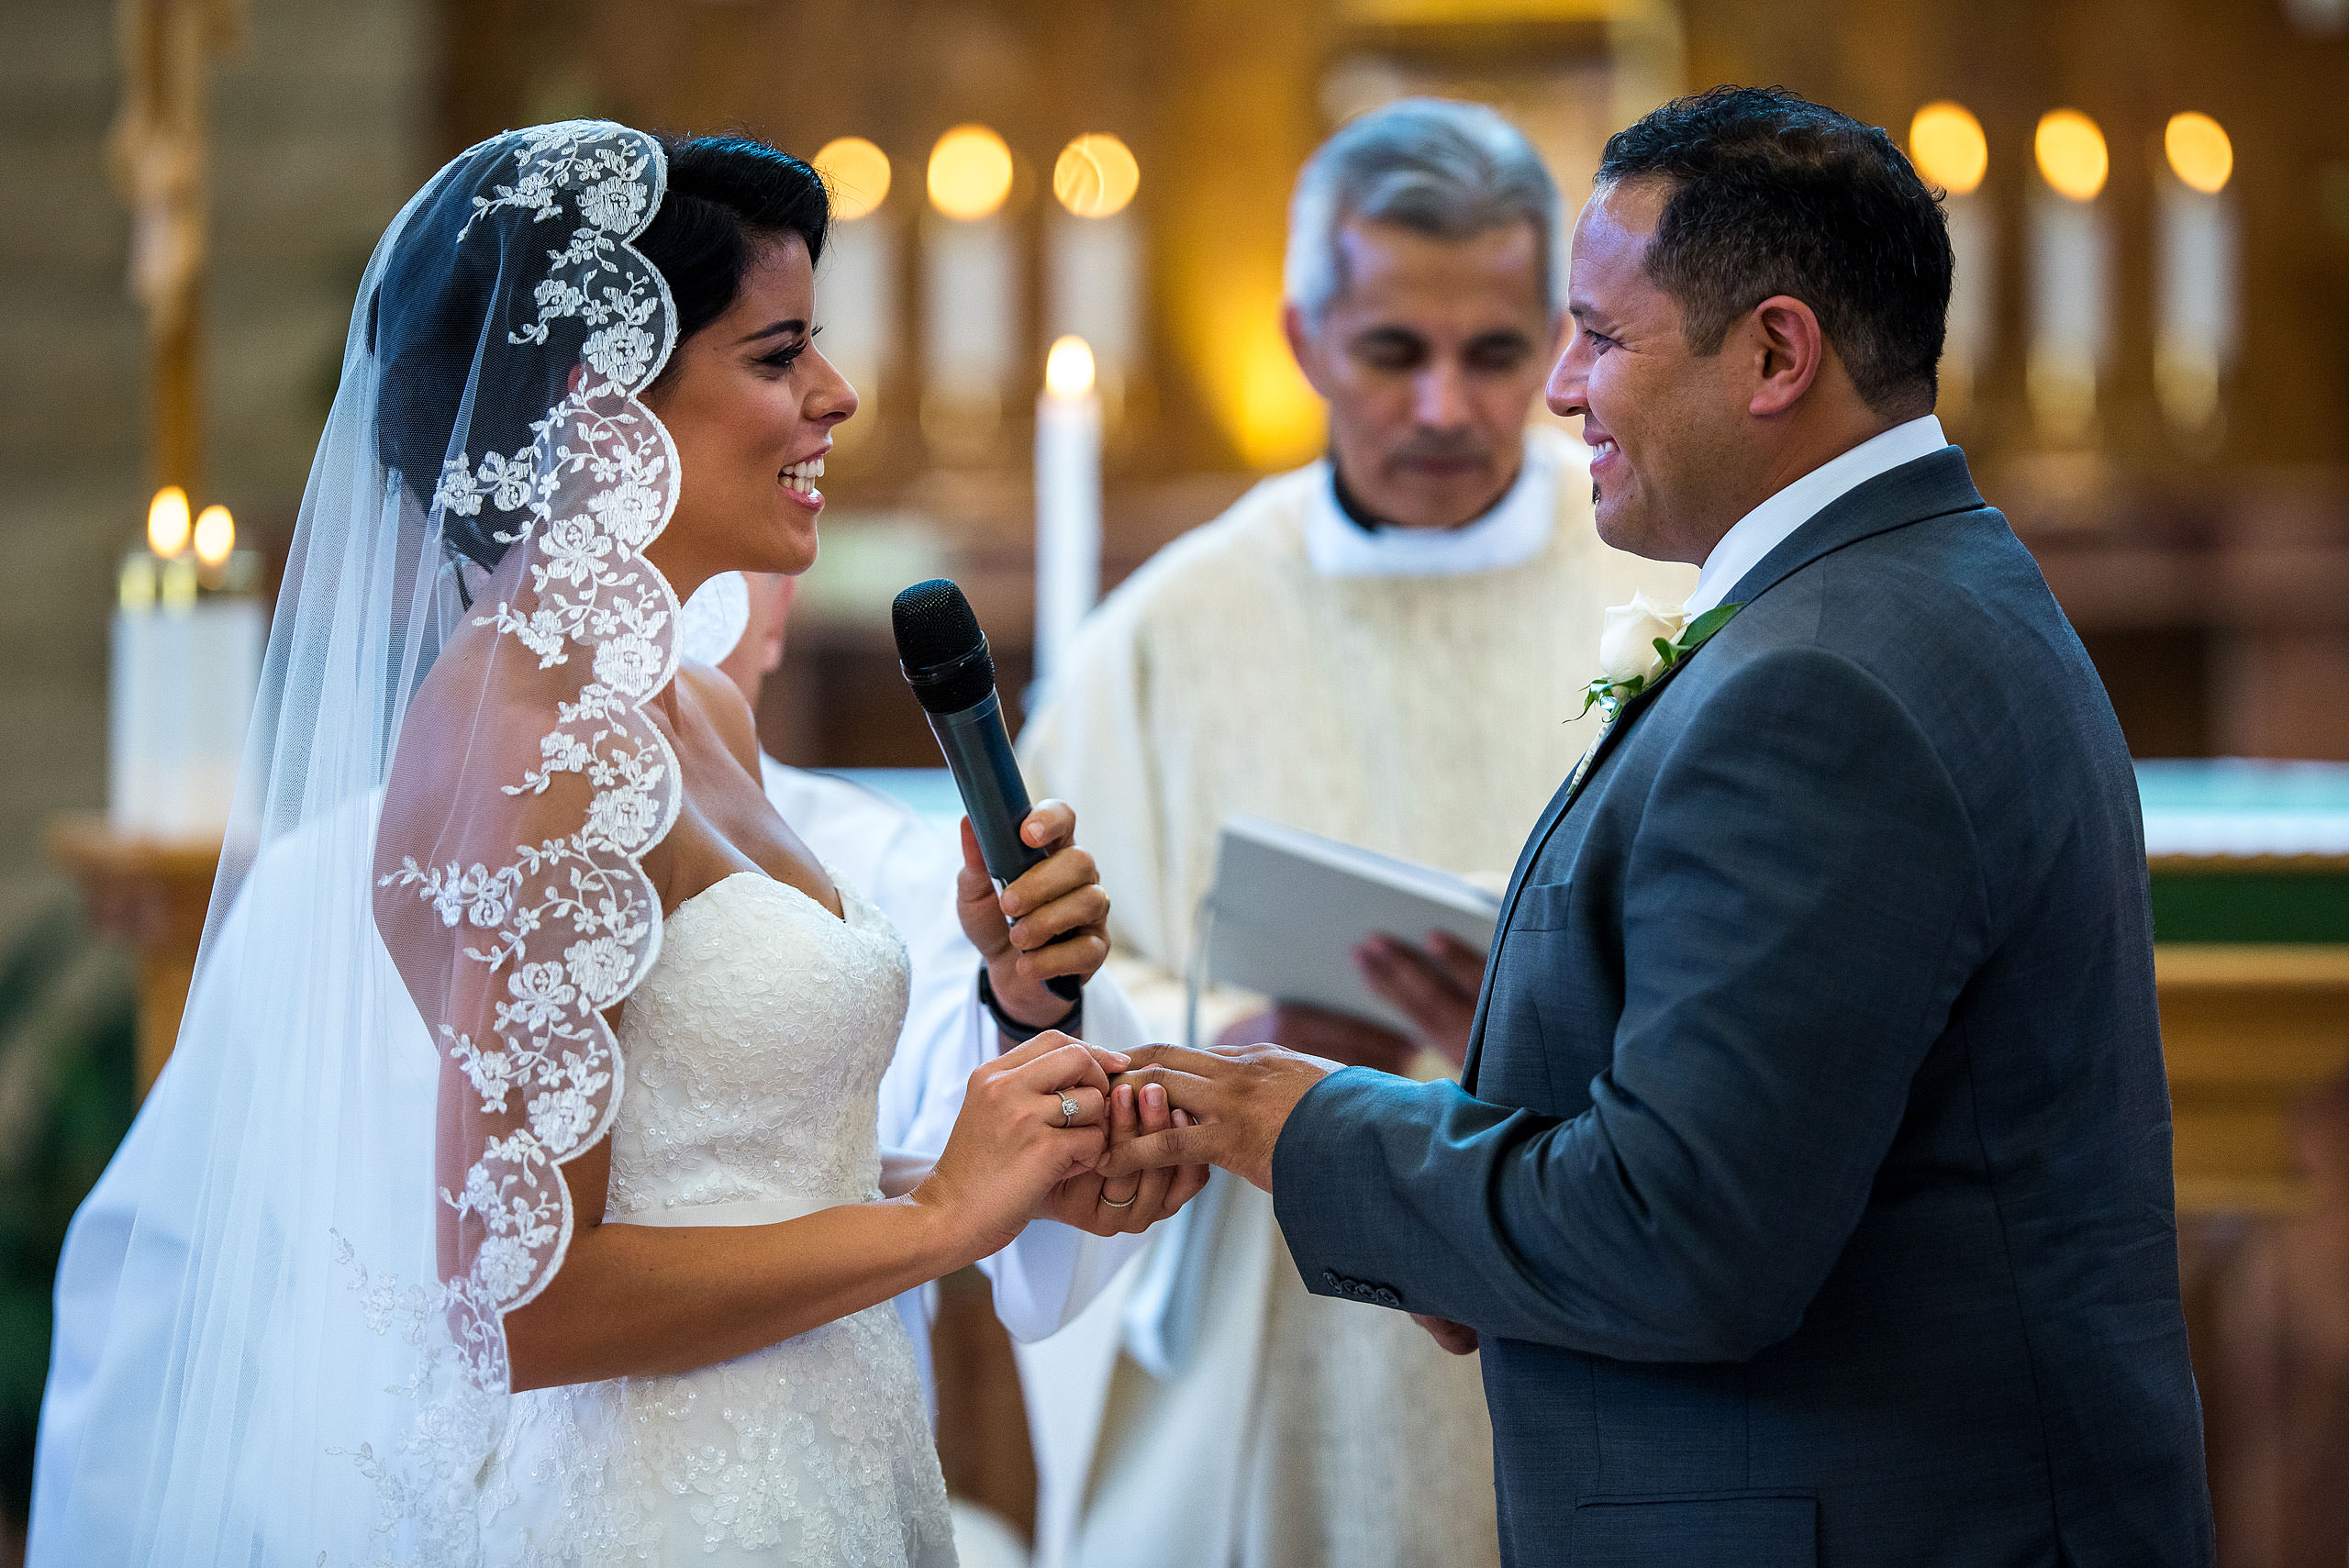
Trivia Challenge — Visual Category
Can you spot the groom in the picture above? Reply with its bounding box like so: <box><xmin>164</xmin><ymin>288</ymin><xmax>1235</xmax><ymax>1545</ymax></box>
<box><xmin>1105</xmin><ymin>87</ymin><xmax>2215</xmax><ymax>1565</ymax></box>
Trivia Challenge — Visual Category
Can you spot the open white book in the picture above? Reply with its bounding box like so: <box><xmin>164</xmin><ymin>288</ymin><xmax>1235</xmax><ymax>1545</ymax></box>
<box><xmin>1196</xmin><ymin>815</ymin><xmax>1503</xmax><ymax>1039</ymax></box>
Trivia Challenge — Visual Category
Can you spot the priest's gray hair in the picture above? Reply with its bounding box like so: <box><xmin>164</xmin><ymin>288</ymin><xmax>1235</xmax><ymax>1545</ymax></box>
<box><xmin>1285</xmin><ymin>97</ymin><xmax>1562</xmax><ymax>327</ymax></box>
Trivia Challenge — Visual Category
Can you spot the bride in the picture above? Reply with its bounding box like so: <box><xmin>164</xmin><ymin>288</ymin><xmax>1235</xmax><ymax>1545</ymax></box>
<box><xmin>28</xmin><ymin>122</ymin><xmax>1189</xmax><ymax>1565</ymax></box>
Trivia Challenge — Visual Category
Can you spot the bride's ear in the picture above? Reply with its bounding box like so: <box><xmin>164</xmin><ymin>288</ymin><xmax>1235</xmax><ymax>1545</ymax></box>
<box><xmin>568</xmin><ymin>361</ymin><xmax>588</xmax><ymax>398</ymax></box>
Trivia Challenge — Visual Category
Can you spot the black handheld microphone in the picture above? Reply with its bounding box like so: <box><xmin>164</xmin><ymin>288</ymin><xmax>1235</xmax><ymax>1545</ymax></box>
<box><xmin>892</xmin><ymin>578</ymin><xmax>1083</xmax><ymax>1004</ymax></box>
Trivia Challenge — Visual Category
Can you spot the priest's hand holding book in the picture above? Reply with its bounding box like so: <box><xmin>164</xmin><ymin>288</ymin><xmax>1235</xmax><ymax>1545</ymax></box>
<box><xmin>1213</xmin><ymin>922</ymin><xmax>1487</xmax><ymax>1073</ymax></box>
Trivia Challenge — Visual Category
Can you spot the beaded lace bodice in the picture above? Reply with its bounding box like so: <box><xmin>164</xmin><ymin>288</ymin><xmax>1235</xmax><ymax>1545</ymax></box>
<box><xmin>484</xmin><ymin>868</ymin><xmax>955</xmax><ymax>1566</ymax></box>
<box><xmin>608</xmin><ymin>871</ymin><xmax>910</xmax><ymax>1220</ymax></box>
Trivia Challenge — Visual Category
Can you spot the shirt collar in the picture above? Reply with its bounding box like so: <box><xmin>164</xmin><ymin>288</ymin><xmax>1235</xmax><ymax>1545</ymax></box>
<box><xmin>1685</xmin><ymin>415</ymin><xmax>1948</xmax><ymax>615</ymax></box>
<box><xmin>1305</xmin><ymin>433</ymin><xmax>1560</xmax><ymax>579</ymax></box>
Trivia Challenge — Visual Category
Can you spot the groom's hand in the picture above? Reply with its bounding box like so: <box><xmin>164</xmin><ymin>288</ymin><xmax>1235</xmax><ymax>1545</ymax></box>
<box><xmin>1410</xmin><ymin>1313</ymin><xmax>1479</xmax><ymax>1355</ymax></box>
<box><xmin>1097</xmin><ymin>1042</ymin><xmax>1330</xmax><ymax>1192</ymax></box>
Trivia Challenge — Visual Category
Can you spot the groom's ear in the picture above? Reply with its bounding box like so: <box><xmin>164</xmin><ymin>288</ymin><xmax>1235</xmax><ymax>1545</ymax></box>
<box><xmin>1740</xmin><ymin>294</ymin><xmax>1827</xmax><ymax>420</ymax></box>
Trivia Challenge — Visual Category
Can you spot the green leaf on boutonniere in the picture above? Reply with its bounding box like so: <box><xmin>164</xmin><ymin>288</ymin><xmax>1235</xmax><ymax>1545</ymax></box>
<box><xmin>1677</xmin><ymin>602</ymin><xmax>1742</xmax><ymax>651</ymax></box>
<box><xmin>1576</xmin><ymin>671</ymin><xmax>1643</xmax><ymax>719</ymax></box>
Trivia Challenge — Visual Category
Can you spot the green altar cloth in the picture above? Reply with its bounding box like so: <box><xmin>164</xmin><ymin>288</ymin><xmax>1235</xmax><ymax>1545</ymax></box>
<box><xmin>2139</xmin><ymin>761</ymin><xmax>2349</xmax><ymax>943</ymax></box>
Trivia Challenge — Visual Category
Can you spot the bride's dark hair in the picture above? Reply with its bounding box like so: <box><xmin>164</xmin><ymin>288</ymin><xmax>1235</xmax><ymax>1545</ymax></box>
<box><xmin>371</xmin><ymin>129</ymin><xmax>829</xmax><ymax>571</ymax></box>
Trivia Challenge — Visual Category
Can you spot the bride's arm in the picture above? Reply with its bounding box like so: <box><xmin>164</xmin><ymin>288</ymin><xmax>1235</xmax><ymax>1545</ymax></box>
<box><xmin>505</xmin><ymin>1030</ymin><xmax>1122</xmax><ymax>1391</ymax></box>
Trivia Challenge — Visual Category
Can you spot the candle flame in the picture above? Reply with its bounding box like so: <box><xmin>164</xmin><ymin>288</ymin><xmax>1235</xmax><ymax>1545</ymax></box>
<box><xmin>2165</xmin><ymin>113</ymin><xmax>2232</xmax><ymax>195</ymax></box>
<box><xmin>928</xmin><ymin>125</ymin><xmax>1013</xmax><ymax>222</ymax></box>
<box><xmin>194</xmin><ymin>505</ymin><xmax>235</xmax><ymax>567</ymax></box>
<box><xmin>148</xmin><ymin>486</ymin><xmax>192</xmax><ymax>557</ymax></box>
<box><xmin>2035</xmin><ymin>110</ymin><xmax>2109</xmax><ymax>203</ymax></box>
<box><xmin>1909</xmin><ymin>103</ymin><xmax>1987</xmax><ymax>197</ymax></box>
<box><xmin>815</xmin><ymin>136</ymin><xmax>892</xmax><ymax>221</ymax></box>
<box><xmin>1046</xmin><ymin>336</ymin><xmax>1097</xmax><ymax>399</ymax></box>
<box><xmin>1053</xmin><ymin>134</ymin><xmax>1141</xmax><ymax>218</ymax></box>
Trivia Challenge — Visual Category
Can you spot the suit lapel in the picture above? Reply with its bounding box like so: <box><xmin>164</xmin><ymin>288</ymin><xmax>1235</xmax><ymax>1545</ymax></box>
<box><xmin>1458</xmin><ymin>447</ymin><xmax>1993</xmax><ymax>1093</ymax></box>
<box><xmin>1459</xmin><ymin>646</ymin><xmax>1705</xmax><ymax>1090</ymax></box>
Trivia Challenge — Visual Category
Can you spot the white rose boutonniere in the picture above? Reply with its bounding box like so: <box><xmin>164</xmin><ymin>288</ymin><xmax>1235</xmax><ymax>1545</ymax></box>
<box><xmin>1578</xmin><ymin>595</ymin><xmax>1742</xmax><ymax>721</ymax></box>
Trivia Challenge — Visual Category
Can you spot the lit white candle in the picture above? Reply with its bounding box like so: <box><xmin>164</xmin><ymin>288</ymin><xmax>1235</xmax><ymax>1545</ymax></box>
<box><xmin>810</xmin><ymin>137</ymin><xmax>896</xmax><ymax>437</ymax></box>
<box><xmin>2028</xmin><ymin>109</ymin><xmax>2111</xmax><ymax>447</ymax></box>
<box><xmin>109</xmin><ymin>488</ymin><xmax>262</xmax><ymax>840</ymax></box>
<box><xmin>922</xmin><ymin>125</ymin><xmax>1018</xmax><ymax>461</ymax></box>
<box><xmin>1035</xmin><ymin>336</ymin><xmax>1102</xmax><ymax>691</ymax></box>
<box><xmin>1908</xmin><ymin>104</ymin><xmax>1993</xmax><ymax>421</ymax></box>
<box><xmin>2155</xmin><ymin>112</ymin><xmax>2238</xmax><ymax>435</ymax></box>
<box><xmin>1049</xmin><ymin>134</ymin><xmax>1144</xmax><ymax>416</ymax></box>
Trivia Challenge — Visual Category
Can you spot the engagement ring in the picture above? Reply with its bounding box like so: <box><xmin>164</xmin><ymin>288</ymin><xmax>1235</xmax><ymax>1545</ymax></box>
<box><xmin>1059</xmin><ymin>1095</ymin><xmax>1082</xmax><ymax>1126</ymax></box>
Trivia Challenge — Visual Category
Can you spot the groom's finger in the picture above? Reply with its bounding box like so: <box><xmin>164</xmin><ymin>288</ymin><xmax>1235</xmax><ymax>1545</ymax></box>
<box><xmin>1115</xmin><ymin>1042</ymin><xmax>1251</xmax><ymax>1078</ymax></box>
<box><xmin>1110</xmin><ymin>1062</ymin><xmax>1223</xmax><ymax>1122</ymax></box>
<box><xmin>1166</xmin><ymin>1110</ymin><xmax>1213</xmax><ymax>1210</ymax></box>
<box><xmin>1097</xmin><ymin>1118</ymin><xmax>1223</xmax><ymax>1178</ymax></box>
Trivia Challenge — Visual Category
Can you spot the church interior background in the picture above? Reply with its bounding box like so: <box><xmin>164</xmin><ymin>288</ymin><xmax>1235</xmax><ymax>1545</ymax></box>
<box><xmin>4</xmin><ymin>0</ymin><xmax>2348</xmax><ymax>1561</ymax></box>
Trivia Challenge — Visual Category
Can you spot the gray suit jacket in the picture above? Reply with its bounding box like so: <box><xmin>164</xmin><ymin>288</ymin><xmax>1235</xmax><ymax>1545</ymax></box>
<box><xmin>1272</xmin><ymin>448</ymin><xmax>2214</xmax><ymax>1566</ymax></box>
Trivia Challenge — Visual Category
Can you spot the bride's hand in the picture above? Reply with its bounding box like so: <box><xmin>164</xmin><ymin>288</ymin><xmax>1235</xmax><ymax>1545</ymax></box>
<box><xmin>957</xmin><ymin>801</ymin><xmax>1110</xmax><ymax>1030</ymax></box>
<box><xmin>915</xmin><ymin>1030</ymin><xmax>1128</xmax><ymax>1262</ymax></box>
<box><xmin>1037</xmin><ymin>1076</ymin><xmax>1214</xmax><ymax>1235</ymax></box>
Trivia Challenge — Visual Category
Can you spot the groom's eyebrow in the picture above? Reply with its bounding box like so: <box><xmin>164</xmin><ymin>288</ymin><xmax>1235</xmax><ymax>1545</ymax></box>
<box><xmin>735</xmin><ymin>317</ymin><xmax>809</xmax><ymax>344</ymax></box>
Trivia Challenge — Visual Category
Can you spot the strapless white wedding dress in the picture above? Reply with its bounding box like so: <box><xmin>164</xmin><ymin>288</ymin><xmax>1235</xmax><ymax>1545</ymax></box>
<box><xmin>483</xmin><ymin>870</ymin><xmax>957</xmax><ymax>1565</ymax></box>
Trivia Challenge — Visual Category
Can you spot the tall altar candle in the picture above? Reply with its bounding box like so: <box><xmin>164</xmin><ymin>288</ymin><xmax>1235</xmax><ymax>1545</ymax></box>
<box><xmin>2028</xmin><ymin>109</ymin><xmax>2111</xmax><ymax>447</ymax></box>
<box><xmin>811</xmin><ymin>137</ymin><xmax>897</xmax><ymax>436</ymax></box>
<box><xmin>1049</xmin><ymin>135</ymin><xmax>1144</xmax><ymax>416</ymax></box>
<box><xmin>110</xmin><ymin>489</ymin><xmax>262</xmax><ymax>840</ymax></box>
<box><xmin>2155</xmin><ymin>112</ymin><xmax>2238</xmax><ymax>435</ymax></box>
<box><xmin>923</xmin><ymin>126</ymin><xmax>1018</xmax><ymax>462</ymax></box>
<box><xmin>1035</xmin><ymin>336</ymin><xmax>1102</xmax><ymax>690</ymax></box>
<box><xmin>1908</xmin><ymin>104</ymin><xmax>1992</xmax><ymax>420</ymax></box>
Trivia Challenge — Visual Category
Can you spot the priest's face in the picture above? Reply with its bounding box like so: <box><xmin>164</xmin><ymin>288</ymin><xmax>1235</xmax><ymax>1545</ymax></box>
<box><xmin>1285</xmin><ymin>217</ymin><xmax>1559</xmax><ymax>530</ymax></box>
<box><xmin>1549</xmin><ymin>181</ymin><xmax>1745</xmax><ymax>562</ymax></box>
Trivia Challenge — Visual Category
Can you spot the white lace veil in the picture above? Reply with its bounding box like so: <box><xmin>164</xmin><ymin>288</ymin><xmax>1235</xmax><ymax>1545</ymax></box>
<box><xmin>31</xmin><ymin>121</ymin><xmax>692</xmax><ymax>1564</ymax></box>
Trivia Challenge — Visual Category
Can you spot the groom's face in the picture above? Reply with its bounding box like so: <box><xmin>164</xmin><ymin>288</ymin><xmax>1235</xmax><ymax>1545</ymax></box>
<box><xmin>1549</xmin><ymin>182</ymin><xmax>1742</xmax><ymax>563</ymax></box>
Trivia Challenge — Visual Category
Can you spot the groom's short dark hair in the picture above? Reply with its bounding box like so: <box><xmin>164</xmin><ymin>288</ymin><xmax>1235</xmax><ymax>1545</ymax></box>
<box><xmin>1597</xmin><ymin>85</ymin><xmax>1952</xmax><ymax>418</ymax></box>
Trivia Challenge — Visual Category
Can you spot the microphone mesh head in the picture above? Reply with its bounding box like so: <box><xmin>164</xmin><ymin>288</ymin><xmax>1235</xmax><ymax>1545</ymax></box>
<box><xmin>892</xmin><ymin>577</ymin><xmax>996</xmax><ymax>714</ymax></box>
<box><xmin>892</xmin><ymin>578</ymin><xmax>983</xmax><ymax>668</ymax></box>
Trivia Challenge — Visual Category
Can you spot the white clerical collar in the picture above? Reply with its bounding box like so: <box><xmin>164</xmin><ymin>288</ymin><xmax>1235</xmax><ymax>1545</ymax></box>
<box><xmin>1685</xmin><ymin>415</ymin><xmax>1949</xmax><ymax>615</ymax></box>
<box><xmin>1305</xmin><ymin>432</ymin><xmax>1559</xmax><ymax>579</ymax></box>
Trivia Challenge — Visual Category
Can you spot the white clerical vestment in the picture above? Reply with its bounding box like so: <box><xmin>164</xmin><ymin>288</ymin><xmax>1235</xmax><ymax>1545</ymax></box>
<box><xmin>1015</xmin><ymin>428</ymin><xmax>1695</xmax><ymax>1568</ymax></box>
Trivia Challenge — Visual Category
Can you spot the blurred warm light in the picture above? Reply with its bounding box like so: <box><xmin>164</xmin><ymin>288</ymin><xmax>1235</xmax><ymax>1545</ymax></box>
<box><xmin>2034</xmin><ymin>110</ymin><xmax>2109</xmax><ymax>202</ymax></box>
<box><xmin>814</xmin><ymin>136</ymin><xmax>892</xmax><ymax>220</ymax></box>
<box><xmin>1191</xmin><ymin>280</ymin><xmax>1323</xmax><ymax>469</ymax></box>
<box><xmin>2165</xmin><ymin>112</ymin><xmax>2233</xmax><ymax>195</ymax></box>
<box><xmin>147</xmin><ymin>485</ymin><xmax>191</xmax><ymax>557</ymax></box>
<box><xmin>928</xmin><ymin>126</ymin><xmax>1013</xmax><ymax>221</ymax></box>
<box><xmin>1909</xmin><ymin>103</ymin><xmax>1987</xmax><ymax>196</ymax></box>
<box><xmin>1045</xmin><ymin>335</ymin><xmax>1097</xmax><ymax>398</ymax></box>
<box><xmin>1052</xmin><ymin>134</ymin><xmax>1141</xmax><ymax>217</ymax></box>
<box><xmin>193</xmin><ymin>505</ymin><xmax>235</xmax><ymax>567</ymax></box>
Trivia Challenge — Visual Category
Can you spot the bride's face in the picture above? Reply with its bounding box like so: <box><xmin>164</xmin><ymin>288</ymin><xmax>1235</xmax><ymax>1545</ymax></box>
<box><xmin>642</xmin><ymin>232</ymin><xmax>854</xmax><ymax>594</ymax></box>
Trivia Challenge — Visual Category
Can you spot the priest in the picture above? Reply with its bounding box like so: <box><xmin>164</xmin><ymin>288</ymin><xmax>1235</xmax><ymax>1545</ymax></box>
<box><xmin>1015</xmin><ymin>98</ymin><xmax>1691</xmax><ymax>1568</ymax></box>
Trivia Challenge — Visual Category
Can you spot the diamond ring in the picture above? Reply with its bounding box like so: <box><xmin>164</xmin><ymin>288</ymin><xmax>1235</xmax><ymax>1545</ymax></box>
<box><xmin>1059</xmin><ymin>1095</ymin><xmax>1082</xmax><ymax>1126</ymax></box>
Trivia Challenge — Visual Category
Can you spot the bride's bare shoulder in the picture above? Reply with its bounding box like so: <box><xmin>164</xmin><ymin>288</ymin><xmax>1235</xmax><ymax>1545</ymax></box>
<box><xmin>374</xmin><ymin>617</ymin><xmax>574</xmax><ymax>881</ymax></box>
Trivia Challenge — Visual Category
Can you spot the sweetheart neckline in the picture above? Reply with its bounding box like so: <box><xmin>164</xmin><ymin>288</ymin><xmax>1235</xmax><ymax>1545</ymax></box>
<box><xmin>667</xmin><ymin>868</ymin><xmax>847</xmax><ymax>926</ymax></box>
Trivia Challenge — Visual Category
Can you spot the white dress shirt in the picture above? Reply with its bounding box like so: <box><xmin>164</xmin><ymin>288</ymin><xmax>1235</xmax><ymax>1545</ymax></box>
<box><xmin>761</xmin><ymin>758</ymin><xmax>1147</xmax><ymax>1418</ymax></box>
<box><xmin>1303</xmin><ymin>430</ymin><xmax>1566</xmax><ymax>579</ymax></box>
<box><xmin>1684</xmin><ymin>414</ymin><xmax>1948</xmax><ymax>616</ymax></box>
